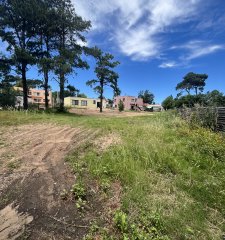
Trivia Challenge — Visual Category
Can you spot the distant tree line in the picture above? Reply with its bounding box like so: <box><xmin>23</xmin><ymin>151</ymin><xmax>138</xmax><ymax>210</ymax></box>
<box><xmin>0</xmin><ymin>0</ymin><xmax>120</xmax><ymax>112</ymax></box>
<box><xmin>162</xmin><ymin>72</ymin><xmax>225</xmax><ymax>110</ymax></box>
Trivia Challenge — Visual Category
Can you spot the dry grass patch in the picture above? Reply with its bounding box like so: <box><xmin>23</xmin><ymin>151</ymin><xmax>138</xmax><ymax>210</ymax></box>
<box><xmin>94</xmin><ymin>132</ymin><xmax>122</xmax><ymax>152</ymax></box>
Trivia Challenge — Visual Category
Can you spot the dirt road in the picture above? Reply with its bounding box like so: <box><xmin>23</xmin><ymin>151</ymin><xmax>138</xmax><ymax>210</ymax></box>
<box><xmin>0</xmin><ymin>124</ymin><xmax>100</xmax><ymax>239</ymax></box>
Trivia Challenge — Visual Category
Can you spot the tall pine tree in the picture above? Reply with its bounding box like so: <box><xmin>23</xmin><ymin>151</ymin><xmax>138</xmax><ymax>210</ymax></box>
<box><xmin>53</xmin><ymin>0</ymin><xmax>91</xmax><ymax>111</ymax></box>
<box><xmin>87</xmin><ymin>49</ymin><xmax>120</xmax><ymax>113</ymax></box>
<box><xmin>0</xmin><ymin>0</ymin><xmax>42</xmax><ymax>109</ymax></box>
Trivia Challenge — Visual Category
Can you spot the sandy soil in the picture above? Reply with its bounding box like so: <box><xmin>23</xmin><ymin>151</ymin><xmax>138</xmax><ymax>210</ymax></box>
<box><xmin>69</xmin><ymin>108</ymin><xmax>153</xmax><ymax>117</ymax></box>
<box><xmin>0</xmin><ymin>124</ymin><xmax>101</xmax><ymax>240</ymax></box>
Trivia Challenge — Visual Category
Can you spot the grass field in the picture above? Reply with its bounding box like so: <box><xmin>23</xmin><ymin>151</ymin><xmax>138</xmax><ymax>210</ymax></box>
<box><xmin>0</xmin><ymin>110</ymin><xmax>225</xmax><ymax>239</ymax></box>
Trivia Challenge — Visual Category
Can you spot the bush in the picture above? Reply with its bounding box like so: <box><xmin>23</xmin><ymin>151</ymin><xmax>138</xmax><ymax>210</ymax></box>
<box><xmin>118</xmin><ymin>100</ymin><xmax>124</xmax><ymax>112</ymax></box>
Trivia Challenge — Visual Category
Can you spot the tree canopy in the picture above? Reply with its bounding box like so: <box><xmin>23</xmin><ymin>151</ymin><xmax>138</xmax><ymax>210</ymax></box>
<box><xmin>138</xmin><ymin>90</ymin><xmax>154</xmax><ymax>104</ymax></box>
<box><xmin>0</xmin><ymin>0</ymin><xmax>96</xmax><ymax>111</ymax></box>
<box><xmin>176</xmin><ymin>72</ymin><xmax>208</xmax><ymax>95</ymax></box>
<box><xmin>87</xmin><ymin>48</ymin><xmax>120</xmax><ymax>112</ymax></box>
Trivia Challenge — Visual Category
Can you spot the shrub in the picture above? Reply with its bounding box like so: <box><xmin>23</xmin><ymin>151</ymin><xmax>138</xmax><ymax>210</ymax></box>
<box><xmin>118</xmin><ymin>100</ymin><xmax>124</xmax><ymax>112</ymax></box>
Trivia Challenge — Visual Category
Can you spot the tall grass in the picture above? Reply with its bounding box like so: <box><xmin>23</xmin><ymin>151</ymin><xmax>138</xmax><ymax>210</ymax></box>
<box><xmin>76</xmin><ymin>113</ymin><xmax>225</xmax><ymax>239</ymax></box>
<box><xmin>0</xmin><ymin>110</ymin><xmax>224</xmax><ymax>239</ymax></box>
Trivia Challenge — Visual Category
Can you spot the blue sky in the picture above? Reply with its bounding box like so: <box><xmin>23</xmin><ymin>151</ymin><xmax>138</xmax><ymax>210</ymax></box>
<box><xmin>1</xmin><ymin>0</ymin><xmax>225</xmax><ymax>103</ymax></box>
<box><xmin>72</xmin><ymin>0</ymin><xmax>225</xmax><ymax>103</ymax></box>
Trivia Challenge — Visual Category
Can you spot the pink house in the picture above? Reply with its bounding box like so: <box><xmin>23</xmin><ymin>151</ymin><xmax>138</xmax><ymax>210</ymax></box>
<box><xmin>114</xmin><ymin>96</ymin><xmax>144</xmax><ymax>110</ymax></box>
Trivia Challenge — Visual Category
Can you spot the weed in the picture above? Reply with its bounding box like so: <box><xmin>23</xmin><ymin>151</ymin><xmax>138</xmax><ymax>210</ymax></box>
<box><xmin>114</xmin><ymin>210</ymin><xmax>128</xmax><ymax>232</ymax></box>
<box><xmin>60</xmin><ymin>189</ymin><xmax>69</xmax><ymax>200</ymax></box>
<box><xmin>71</xmin><ymin>182</ymin><xmax>86</xmax><ymax>200</ymax></box>
<box><xmin>75</xmin><ymin>197</ymin><xmax>86</xmax><ymax>211</ymax></box>
<box><xmin>1</xmin><ymin>110</ymin><xmax>225</xmax><ymax>239</ymax></box>
<box><xmin>100</xmin><ymin>178</ymin><xmax>111</xmax><ymax>192</ymax></box>
<box><xmin>7</xmin><ymin>161</ymin><xmax>20</xmax><ymax>170</ymax></box>
<box><xmin>70</xmin><ymin>182</ymin><xmax>87</xmax><ymax>211</ymax></box>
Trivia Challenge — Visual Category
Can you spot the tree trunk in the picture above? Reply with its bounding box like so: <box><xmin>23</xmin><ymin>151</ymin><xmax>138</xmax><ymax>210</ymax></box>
<box><xmin>44</xmin><ymin>69</ymin><xmax>49</xmax><ymax>109</ymax></box>
<box><xmin>21</xmin><ymin>62</ymin><xmax>28</xmax><ymax>110</ymax></box>
<box><xmin>99</xmin><ymin>79</ymin><xmax>103</xmax><ymax>113</ymax></box>
<box><xmin>195</xmin><ymin>87</ymin><xmax>198</xmax><ymax>96</ymax></box>
<box><xmin>59</xmin><ymin>72</ymin><xmax>65</xmax><ymax>111</ymax></box>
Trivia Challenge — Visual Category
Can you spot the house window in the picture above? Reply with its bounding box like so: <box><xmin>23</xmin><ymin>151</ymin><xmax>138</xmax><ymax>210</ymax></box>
<box><xmin>28</xmin><ymin>91</ymin><xmax>32</xmax><ymax>95</ymax></box>
<box><xmin>131</xmin><ymin>99</ymin><xmax>135</xmax><ymax>103</ymax></box>
<box><xmin>81</xmin><ymin>100</ymin><xmax>88</xmax><ymax>106</ymax></box>
<box><xmin>34</xmin><ymin>92</ymin><xmax>40</xmax><ymax>96</ymax></box>
<box><xmin>72</xmin><ymin>100</ymin><xmax>79</xmax><ymax>105</ymax></box>
<box><xmin>123</xmin><ymin>98</ymin><xmax>125</xmax><ymax>101</ymax></box>
<box><xmin>93</xmin><ymin>100</ymin><xmax>96</xmax><ymax>104</ymax></box>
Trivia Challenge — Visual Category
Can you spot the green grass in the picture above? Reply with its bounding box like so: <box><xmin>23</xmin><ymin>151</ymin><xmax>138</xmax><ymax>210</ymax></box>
<box><xmin>0</xmin><ymin>110</ymin><xmax>225</xmax><ymax>239</ymax></box>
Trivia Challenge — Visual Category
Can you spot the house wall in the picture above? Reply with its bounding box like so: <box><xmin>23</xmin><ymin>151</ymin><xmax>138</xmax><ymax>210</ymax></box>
<box><xmin>114</xmin><ymin>96</ymin><xmax>144</xmax><ymax>110</ymax></box>
<box><xmin>28</xmin><ymin>89</ymin><xmax>52</xmax><ymax>106</ymax></box>
<box><xmin>14</xmin><ymin>87</ymin><xmax>52</xmax><ymax>108</ymax></box>
<box><xmin>65</xmin><ymin>97</ymin><xmax>106</xmax><ymax>109</ymax></box>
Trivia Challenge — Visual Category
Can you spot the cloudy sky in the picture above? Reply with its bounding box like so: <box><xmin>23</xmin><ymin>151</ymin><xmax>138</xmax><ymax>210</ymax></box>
<box><xmin>2</xmin><ymin>0</ymin><xmax>224</xmax><ymax>102</ymax></box>
<box><xmin>70</xmin><ymin>0</ymin><xmax>225</xmax><ymax>102</ymax></box>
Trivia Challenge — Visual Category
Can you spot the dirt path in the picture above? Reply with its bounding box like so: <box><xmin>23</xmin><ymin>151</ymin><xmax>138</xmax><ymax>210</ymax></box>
<box><xmin>0</xmin><ymin>124</ymin><xmax>100</xmax><ymax>240</ymax></box>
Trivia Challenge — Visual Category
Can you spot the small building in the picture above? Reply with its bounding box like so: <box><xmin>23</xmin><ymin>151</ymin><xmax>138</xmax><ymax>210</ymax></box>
<box><xmin>14</xmin><ymin>87</ymin><xmax>52</xmax><ymax>109</ymax></box>
<box><xmin>144</xmin><ymin>104</ymin><xmax>163</xmax><ymax>112</ymax></box>
<box><xmin>114</xmin><ymin>96</ymin><xmax>144</xmax><ymax>111</ymax></box>
<box><xmin>64</xmin><ymin>97</ymin><xmax>107</xmax><ymax>109</ymax></box>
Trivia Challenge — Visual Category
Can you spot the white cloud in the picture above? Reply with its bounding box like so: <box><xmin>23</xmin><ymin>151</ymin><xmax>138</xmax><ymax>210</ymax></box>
<box><xmin>172</xmin><ymin>40</ymin><xmax>225</xmax><ymax>60</ymax></box>
<box><xmin>184</xmin><ymin>42</ymin><xmax>225</xmax><ymax>60</ymax></box>
<box><xmin>73</xmin><ymin>0</ymin><xmax>202</xmax><ymax>61</ymax></box>
<box><xmin>160</xmin><ymin>40</ymin><xmax>225</xmax><ymax>68</ymax></box>
<box><xmin>159</xmin><ymin>61</ymin><xmax>178</xmax><ymax>68</ymax></box>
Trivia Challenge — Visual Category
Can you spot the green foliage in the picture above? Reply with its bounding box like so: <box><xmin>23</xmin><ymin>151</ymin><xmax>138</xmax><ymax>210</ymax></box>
<box><xmin>64</xmin><ymin>85</ymin><xmax>80</xmax><ymax>97</ymax></box>
<box><xmin>118</xmin><ymin>100</ymin><xmax>124</xmax><ymax>112</ymax></box>
<box><xmin>0</xmin><ymin>0</ymin><xmax>92</xmax><ymax>110</ymax></box>
<box><xmin>162</xmin><ymin>95</ymin><xmax>174</xmax><ymax>110</ymax></box>
<box><xmin>138</xmin><ymin>90</ymin><xmax>155</xmax><ymax>104</ymax></box>
<box><xmin>15</xmin><ymin>78</ymin><xmax>43</xmax><ymax>89</ymax></box>
<box><xmin>1</xmin><ymin>111</ymin><xmax>225</xmax><ymax>239</ymax></box>
<box><xmin>87</xmin><ymin>48</ymin><xmax>120</xmax><ymax>112</ymax></box>
<box><xmin>0</xmin><ymin>0</ymin><xmax>43</xmax><ymax>109</ymax></box>
<box><xmin>71</xmin><ymin>181</ymin><xmax>87</xmax><ymax>210</ymax></box>
<box><xmin>0</xmin><ymin>57</ymin><xmax>16</xmax><ymax>107</ymax></box>
<box><xmin>113</xmin><ymin>210</ymin><xmax>169</xmax><ymax>240</ymax></box>
<box><xmin>114</xmin><ymin>210</ymin><xmax>128</xmax><ymax>232</ymax></box>
<box><xmin>204</xmin><ymin>90</ymin><xmax>225</xmax><ymax>107</ymax></box>
<box><xmin>71</xmin><ymin>182</ymin><xmax>86</xmax><ymax>200</ymax></box>
<box><xmin>162</xmin><ymin>90</ymin><xmax>225</xmax><ymax>110</ymax></box>
<box><xmin>176</xmin><ymin>72</ymin><xmax>208</xmax><ymax>95</ymax></box>
<box><xmin>77</xmin><ymin>93</ymin><xmax>87</xmax><ymax>98</ymax></box>
<box><xmin>184</xmin><ymin>127</ymin><xmax>225</xmax><ymax>161</ymax></box>
<box><xmin>52</xmin><ymin>0</ymin><xmax>91</xmax><ymax>111</ymax></box>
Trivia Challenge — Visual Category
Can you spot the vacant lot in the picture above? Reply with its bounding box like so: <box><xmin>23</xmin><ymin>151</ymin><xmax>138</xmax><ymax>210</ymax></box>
<box><xmin>69</xmin><ymin>108</ymin><xmax>153</xmax><ymax>117</ymax></box>
<box><xmin>0</xmin><ymin>110</ymin><xmax>225</xmax><ymax>240</ymax></box>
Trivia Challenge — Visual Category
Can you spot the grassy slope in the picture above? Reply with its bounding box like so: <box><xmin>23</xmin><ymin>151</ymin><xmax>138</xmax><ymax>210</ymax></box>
<box><xmin>0</xmin><ymin>111</ymin><xmax>224</xmax><ymax>239</ymax></box>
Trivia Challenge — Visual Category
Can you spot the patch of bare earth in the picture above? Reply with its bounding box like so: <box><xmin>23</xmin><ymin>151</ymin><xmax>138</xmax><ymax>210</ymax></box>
<box><xmin>69</xmin><ymin>108</ymin><xmax>153</xmax><ymax>117</ymax></box>
<box><xmin>94</xmin><ymin>133</ymin><xmax>122</xmax><ymax>152</ymax></box>
<box><xmin>0</xmin><ymin>124</ymin><xmax>101</xmax><ymax>240</ymax></box>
